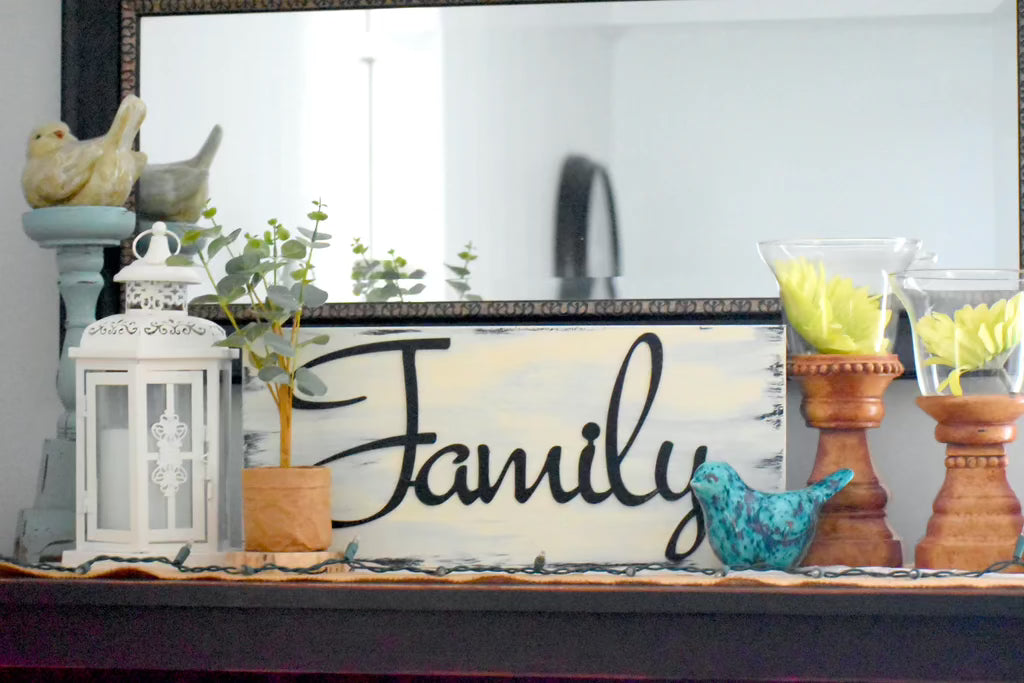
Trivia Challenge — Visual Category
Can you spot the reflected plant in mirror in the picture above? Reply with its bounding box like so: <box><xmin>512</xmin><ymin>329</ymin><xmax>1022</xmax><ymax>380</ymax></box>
<box><xmin>167</xmin><ymin>200</ymin><xmax>333</xmax><ymax>467</ymax></box>
<box><xmin>350</xmin><ymin>238</ymin><xmax>426</xmax><ymax>303</ymax></box>
<box><xmin>446</xmin><ymin>241</ymin><xmax>482</xmax><ymax>302</ymax></box>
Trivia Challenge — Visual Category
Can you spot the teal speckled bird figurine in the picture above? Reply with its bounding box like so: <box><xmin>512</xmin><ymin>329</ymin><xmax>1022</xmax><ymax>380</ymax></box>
<box><xmin>689</xmin><ymin>461</ymin><xmax>853</xmax><ymax>569</ymax></box>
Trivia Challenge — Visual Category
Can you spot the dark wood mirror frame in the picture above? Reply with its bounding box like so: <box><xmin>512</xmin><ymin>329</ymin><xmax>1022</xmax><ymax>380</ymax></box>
<box><xmin>32</xmin><ymin>2</ymin><xmax>1024</xmax><ymax>678</ymax></box>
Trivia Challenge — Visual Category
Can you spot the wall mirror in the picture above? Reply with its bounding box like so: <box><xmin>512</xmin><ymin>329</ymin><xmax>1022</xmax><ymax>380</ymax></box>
<box><xmin>65</xmin><ymin>0</ymin><xmax>1024</xmax><ymax>321</ymax></box>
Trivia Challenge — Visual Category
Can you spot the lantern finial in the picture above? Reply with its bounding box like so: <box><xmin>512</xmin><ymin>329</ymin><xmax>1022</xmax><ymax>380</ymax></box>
<box><xmin>115</xmin><ymin>221</ymin><xmax>202</xmax><ymax>286</ymax></box>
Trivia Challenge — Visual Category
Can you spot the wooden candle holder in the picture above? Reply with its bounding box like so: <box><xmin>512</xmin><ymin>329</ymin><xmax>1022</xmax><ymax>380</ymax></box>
<box><xmin>915</xmin><ymin>395</ymin><xmax>1024</xmax><ymax>571</ymax></box>
<box><xmin>789</xmin><ymin>354</ymin><xmax>903</xmax><ymax>567</ymax></box>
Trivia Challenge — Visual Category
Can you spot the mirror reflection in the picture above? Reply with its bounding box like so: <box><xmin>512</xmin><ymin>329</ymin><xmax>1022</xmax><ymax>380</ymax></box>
<box><xmin>138</xmin><ymin>0</ymin><xmax>1019</xmax><ymax>302</ymax></box>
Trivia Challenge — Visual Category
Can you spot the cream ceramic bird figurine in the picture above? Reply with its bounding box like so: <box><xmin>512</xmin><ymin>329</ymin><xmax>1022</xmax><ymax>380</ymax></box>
<box><xmin>137</xmin><ymin>124</ymin><xmax>223</xmax><ymax>223</ymax></box>
<box><xmin>21</xmin><ymin>94</ymin><xmax>147</xmax><ymax>209</ymax></box>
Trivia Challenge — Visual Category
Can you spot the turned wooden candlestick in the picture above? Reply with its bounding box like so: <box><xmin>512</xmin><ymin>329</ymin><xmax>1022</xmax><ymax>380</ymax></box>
<box><xmin>789</xmin><ymin>354</ymin><xmax>903</xmax><ymax>567</ymax></box>
<box><xmin>915</xmin><ymin>395</ymin><xmax>1024</xmax><ymax>571</ymax></box>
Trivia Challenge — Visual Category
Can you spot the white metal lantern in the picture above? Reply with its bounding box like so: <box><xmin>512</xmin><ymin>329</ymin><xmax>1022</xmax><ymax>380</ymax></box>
<box><xmin>62</xmin><ymin>223</ymin><xmax>236</xmax><ymax>566</ymax></box>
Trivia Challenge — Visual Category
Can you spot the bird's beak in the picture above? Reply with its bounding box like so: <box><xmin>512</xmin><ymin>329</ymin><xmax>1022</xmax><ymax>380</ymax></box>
<box><xmin>55</xmin><ymin>130</ymin><xmax>64</xmax><ymax>139</ymax></box>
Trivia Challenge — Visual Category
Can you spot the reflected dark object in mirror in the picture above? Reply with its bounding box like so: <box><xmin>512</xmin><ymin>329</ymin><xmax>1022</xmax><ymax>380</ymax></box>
<box><xmin>555</xmin><ymin>154</ymin><xmax>621</xmax><ymax>300</ymax></box>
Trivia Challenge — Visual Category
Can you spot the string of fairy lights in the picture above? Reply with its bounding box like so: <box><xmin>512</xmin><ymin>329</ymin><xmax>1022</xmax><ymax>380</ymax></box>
<box><xmin>5</xmin><ymin>543</ymin><xmax>1024</xmax><ymax>580</ymax></box>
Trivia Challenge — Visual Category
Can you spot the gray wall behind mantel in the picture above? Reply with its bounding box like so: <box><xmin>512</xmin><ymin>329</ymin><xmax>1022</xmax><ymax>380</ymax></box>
<box><xmin>0</xmin><ymin>1</ymin><xmax>63</xmax><ymax>560</ymax></box>
<box><xmin>1</xmin><ymin>2</ymin><xmax>1023</xmax><ymax>568</ymax></box>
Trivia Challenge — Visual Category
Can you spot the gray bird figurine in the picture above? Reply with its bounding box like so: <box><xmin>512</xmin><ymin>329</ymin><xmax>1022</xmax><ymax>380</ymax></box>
<box><xmin>689</xmin><ymin>461</ymin><xmax>853</xmax><ymax>569</ymax></box>
<box><xmin>137</xmin><ymin>124</ymin><xmax>223</xmax><ymax>223</ymax></box>
<box><xmin>22</xmin><ymin>94</ymin><xmax>147</xmax><ymax>208</ymax></box>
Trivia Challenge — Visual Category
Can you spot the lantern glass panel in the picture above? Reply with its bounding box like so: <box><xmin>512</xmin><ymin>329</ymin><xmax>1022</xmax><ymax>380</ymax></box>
<box><xmin>95</xmin><ymin>383</ymin><xmax>130</xmax><ymax>531</ymax></box>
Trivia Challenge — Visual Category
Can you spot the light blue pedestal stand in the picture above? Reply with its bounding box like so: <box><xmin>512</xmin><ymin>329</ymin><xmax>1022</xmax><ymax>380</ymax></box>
<box><xmin>16</xmin><ymin>206</ymin><xmax>135</xmax><ymax>562</ymax></box>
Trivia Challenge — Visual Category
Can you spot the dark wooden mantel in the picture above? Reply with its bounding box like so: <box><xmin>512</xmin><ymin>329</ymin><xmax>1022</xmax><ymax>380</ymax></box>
<box><xmin>2</xmin><ymin>578</ymin><xmax>1023</xmax><ymax>679</ymax></box>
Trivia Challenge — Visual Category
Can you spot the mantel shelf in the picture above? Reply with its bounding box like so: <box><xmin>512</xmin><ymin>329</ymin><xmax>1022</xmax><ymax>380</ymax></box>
<box><xmin>2</xmin><ymin>578</ymin><xmax>1023</xmax><ymax>679</ymax></box>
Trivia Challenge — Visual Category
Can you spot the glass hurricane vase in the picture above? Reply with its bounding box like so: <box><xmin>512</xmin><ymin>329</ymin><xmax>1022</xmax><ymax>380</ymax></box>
<box><xmin>891</xmin><ymin>270</ymin><xmax>1024</xmax><ymax>571</ymax></box>
<box><xmin>758</xmin><ymin>238</ymin><xmax>921</xmax><ymax>356</ymax></box>
<box><xmin>758</xmin><ymin>238</ymin><xmax>921</xmax><ymax>568</ymax></box>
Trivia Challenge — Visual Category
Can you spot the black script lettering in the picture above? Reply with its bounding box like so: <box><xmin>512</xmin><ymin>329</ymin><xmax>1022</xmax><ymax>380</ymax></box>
<box><xmin>664</xmin><ymin>445</ymin><xmax>709</xmax><ymax>562</ymax></box>
<box><xmin>605</xmin><ymin>332</ymin><xmax>662</xmax><ymax>506</ymax></box>
<box><xmin>475</xmin><ymin>445</ymin><xmax>579</xmax><ymax>504</ymax></box>
<box><xmin>301</xmin><ymin>338</ymin><xmax>450</xmax><ymax>528</ymax></box>
<box><xmin>414</xmin><ymin>445</ymin><xmax>474</xmax><ymax>505</ymax></box>
<box><xmin>577</xmin><ymin>422</ymin><xmax>612</xmax><ymax>503</ymax></box>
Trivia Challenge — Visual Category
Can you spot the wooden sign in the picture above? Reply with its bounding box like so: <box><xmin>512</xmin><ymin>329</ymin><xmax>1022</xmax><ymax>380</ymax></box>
<box><xmin>243</xmin><ymin>324</ymin><xmax>785</xmax><ymax>569</ymax></box>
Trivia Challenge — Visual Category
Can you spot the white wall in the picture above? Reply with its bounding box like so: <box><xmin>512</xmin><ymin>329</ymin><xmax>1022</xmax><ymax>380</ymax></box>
<box><xmin>0</xmin><ymin>0</ymin><xmax>63</xmax><ymax>556</ymax></box>
<box><xmin>442</xmin><ymin>20</ymin><xmax>615</xmax><ymax>300</ymax></box>
<box><xmin>611</xmin><ymin>13</ymin><xmax>1017</xmax><ymax>298</ymax></box>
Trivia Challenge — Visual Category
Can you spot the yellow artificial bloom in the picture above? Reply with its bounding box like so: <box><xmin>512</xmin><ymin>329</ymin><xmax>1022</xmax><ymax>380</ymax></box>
<box><xmin>774</xmin><ymin>258</ymin><xmax>891</xmax><ymax>355</ymax></box>
<box><xmin>916</xmin><ymin>293</ymin><xmax>1024</xmax><ymax>396</ymax></box>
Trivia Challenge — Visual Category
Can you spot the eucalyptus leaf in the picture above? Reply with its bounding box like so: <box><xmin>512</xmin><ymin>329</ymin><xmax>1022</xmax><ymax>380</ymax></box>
<box><xmin>165</xmin><ymin>255</ymin><xmax>193</xmax><ymax>267</ymax></box>
<box><xmin>295</xmin><ymin>366</ymin><xmax>328</xmax><ymax>396</ymax></box>
<box><xmin>445</xmin><ymin>265</ymin><xmax>470</xmax><ymax>277</ymax></box>
<box><xmin>201</xmin><ymin>206</ymin><xmax>217</xmax><ymax>220</ymax></box>
<box><xmin>225</xmin><ymin>253</ymin><xmax>259</xmax><ymax>275</ymax></box>
<box><xmin>207</xmin><ymin>235</ymin><xmax>230</xmax><ymax>261</ymax></box>
<box><xmin>299</xmin><ymin>334</ymin><xmax>330</xmax><ymax>347</ymax></box>
<box><xmin>224</xmin><ymin>228</ymin><xmax>242</xmax><ymax>244</ymax></box>
<box><xmin>308</xmin><ymin>210</ymin><xmax>328</xmax><ymax>222</ymax></box>
<box><xmin>189</xmin><ymin>293</ymin><xmax>221</xmax><ymax>306</ymax></box>
<box><xmin>447</xmin><ymin>279</ymin><xmax>470</xmax><ymax>292</ymax></box>
<box><xmin>262</xmin><ymin>332</ymin><xmax>295</xmax><ymax>358</ymax></box>
<box><xmin>251</xmin><ymin>261</ymin><xmax>287</xmax><ymax>277</ymax></box>
<box><xmin>216</xmin><ymin>273</ymin><xmax>250</xmax><ymax>297</ymax></box>
<box><xmin>407</xmin><ymin>283</ymin><xmax>426</xmax><ymax>295</ymax></box>
<box><xmin>181</xmin><ymin>229</ymin><xmax>203</xmax><ymax>246</ymax></box>
<box><xmin>214</xmin><ymin>330</ymin><xmax>248</xmax><ymax>349</ymax></box>
<box><xmin>290</xmin><ymin>267</ymin><xmax>309</xmax><ymax>281</ymax></box>
<box><xmin>298</xmin><ymin>227</ymin><xmax>331</xmax><ymax>242</ymax></box>
<box><xmin>258</xmin><ymin>365</ymin><xmax>289</xmax><ymax>385</ymax></box>
<box><xmin>266</xmin><ymin>285</ymin><xmax>300</xmax><ymax>311</ymax></box>
<box><xmin>281</xmin><ymin>239</ymin><xmax>307</xmax><ymax>260</ymax></box>
<box><xmin>242</xmin><ymin>321</ymin><xmax>272</xmax><ymax>341</ymax></box>
<box><xmin>303</xmin><ymin>284</ymin><xmax>329</xmax><ymax>308</ymax></box>
<box><xmin>465</xmin><ymin>294</ymin><xmax>483</xmax><ymax>301</ymax></box>
<box><xmin>408</xmin><ymin>269</ymin><xmax>426</xmax><ymax>279</ymax></box>
<box><xmin>222</xmin><ymin>287</ymin><xmax>248</xmax><ymax>303</ymax></box>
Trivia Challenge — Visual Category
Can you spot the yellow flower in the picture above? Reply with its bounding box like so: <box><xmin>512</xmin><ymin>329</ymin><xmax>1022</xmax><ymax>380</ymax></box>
<box><xmin>916</xmin><ymin>294</ymin><xmax>1023</xmax><ymax>396</ymax></box>
<box><xmin>774</xmin><ymin>258</ymin><xmax>891</xmax><ymax>355</ymax></box>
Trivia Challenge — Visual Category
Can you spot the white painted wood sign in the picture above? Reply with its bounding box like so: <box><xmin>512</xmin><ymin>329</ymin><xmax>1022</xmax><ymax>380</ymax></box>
<box><xmin>243</xmin><ymin>324</ymin><xmax>785</xmax><ymax>569</ymax></box>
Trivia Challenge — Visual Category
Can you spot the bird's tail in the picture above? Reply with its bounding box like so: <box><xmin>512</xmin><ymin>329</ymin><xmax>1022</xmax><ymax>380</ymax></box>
<box><xmin>108</xmin><ymin>95</ymin><xmax>147</xmax><ymax>150</ymax></box>
<box><xmin>809</xmin><ymin>468</ymin><xmax>854</xmax><ymax>506</ymax></box>
<box><xmin>190</xmin><ymin>125</ymin><xmax>223</xmax><ymax>170</ymax></box>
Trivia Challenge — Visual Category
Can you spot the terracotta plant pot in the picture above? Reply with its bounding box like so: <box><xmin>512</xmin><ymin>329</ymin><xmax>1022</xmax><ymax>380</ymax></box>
<box><xmin>242</xmin><ymin>466</ymin><xmax>332</xmax><ymax>552</ymax></box>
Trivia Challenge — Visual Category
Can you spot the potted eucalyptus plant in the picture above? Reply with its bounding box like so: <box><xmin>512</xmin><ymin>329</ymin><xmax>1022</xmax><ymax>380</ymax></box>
<box><xmin>169</xmin><ymin>201</ymin><xmax>333</xmax><ymax>552</ymax></box>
